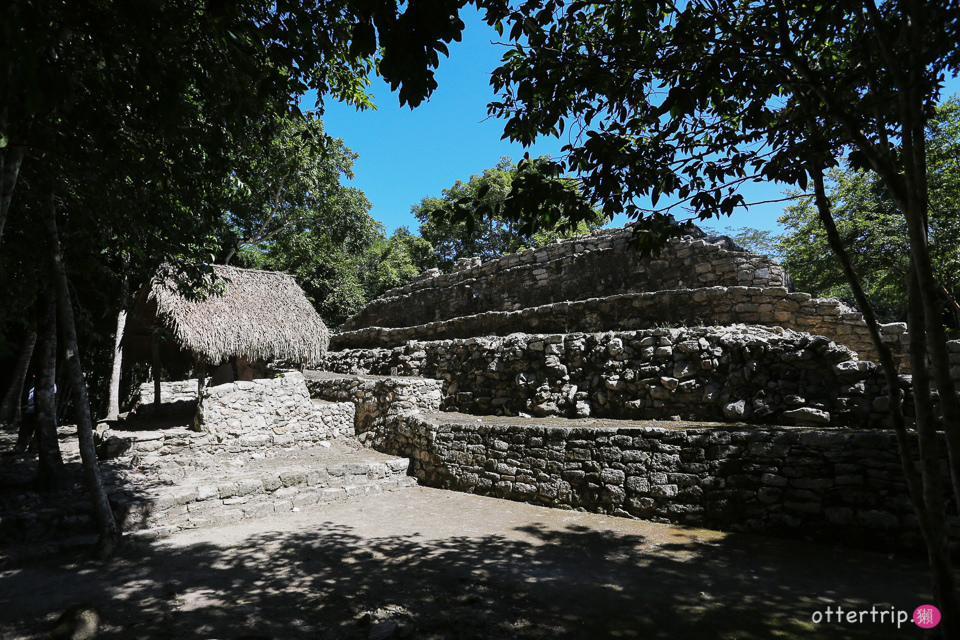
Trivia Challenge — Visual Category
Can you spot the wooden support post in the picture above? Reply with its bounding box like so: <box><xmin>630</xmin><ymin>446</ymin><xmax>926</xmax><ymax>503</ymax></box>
<box><xmin>194</xmin><ymin>359</ymin><xmax>207</xmax><ymax>432</ymax></box>
<box><xmin>196</xmin><ymin>359</ymin><xmax>206</xmax><ymax>399</ymax></box>
<box><xmin>151</xmin><ymin>332</ymin><xmax>161</xmax><ymax>411</ymax></box>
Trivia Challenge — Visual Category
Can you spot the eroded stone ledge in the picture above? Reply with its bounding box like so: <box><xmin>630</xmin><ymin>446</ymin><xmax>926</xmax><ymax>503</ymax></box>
<box><xmin>342</xmin><ymin>225</ymin><xmax>788</xmax><ymax>332</ymax></box>
<box><xmin>323</xmin><ymin>326</ymin><xmax>906</xmax><ymax>428</ymax></box>
<box><xmin>332</xmin><ymin>286</ymin><xmax>919</xmax><ymax>372</ymax></box>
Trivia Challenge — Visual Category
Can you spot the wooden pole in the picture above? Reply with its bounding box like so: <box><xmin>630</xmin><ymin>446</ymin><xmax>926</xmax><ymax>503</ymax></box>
<box><xmin>151</xmin><ymin>332</ymin><xmax>161</xmax><ymax>412</ymax></box>
<box><xmin>196</xmin><ymin>359</ymin><xmax>206</xmax><ymax>399</ymax></box>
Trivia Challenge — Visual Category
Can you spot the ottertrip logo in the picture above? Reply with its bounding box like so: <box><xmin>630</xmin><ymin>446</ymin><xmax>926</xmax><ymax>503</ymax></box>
<box><xmin>810</xmin><ymin>604</ymin><xmax>940</xmax><ymax>629</ymax></box>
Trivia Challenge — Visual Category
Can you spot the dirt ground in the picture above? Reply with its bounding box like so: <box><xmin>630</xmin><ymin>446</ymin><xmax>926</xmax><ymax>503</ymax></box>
<box><xmin>0</xmin><ymin>482</ymin><xmax>942</xmax><ymax>640</ymax></box>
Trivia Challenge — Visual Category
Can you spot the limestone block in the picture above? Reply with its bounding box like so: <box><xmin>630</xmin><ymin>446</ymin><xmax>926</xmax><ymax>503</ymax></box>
<box><xmin>783</xmin><ymin>408</ymin><xmax>831</xmax><ymax>425</ymax></box>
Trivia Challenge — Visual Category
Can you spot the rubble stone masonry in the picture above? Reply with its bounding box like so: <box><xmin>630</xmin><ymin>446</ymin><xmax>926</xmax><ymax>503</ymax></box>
<box><xmin>333</xmin><ymin>225</ymin><xmax>918</xmax><ymax>371</ymax></box>
<box><xmin>324</xmin><ymin>326</ymin><xmax>935</xmax><ymax>428</ymax></box>
<box><xmin>341</xmin><ymin>225</ymin><xmax>789</xmax><ymax>331</ymax></box>
<box><xmin>304</xmin><ymin>372</ymin><xmax>956</xmax><ymax>552</ymax></box>
<box><xmin>195</xmin><ymin>372</ymin><xmax>353</xmax><ymax>447</ymax></box>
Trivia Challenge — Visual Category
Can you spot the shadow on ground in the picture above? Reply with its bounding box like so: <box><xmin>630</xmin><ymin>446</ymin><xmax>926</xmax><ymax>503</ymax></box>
<box><xmin>0</xmin><ymin>489</ymin><xmax>936</xmax><ymax>640</ymax></box>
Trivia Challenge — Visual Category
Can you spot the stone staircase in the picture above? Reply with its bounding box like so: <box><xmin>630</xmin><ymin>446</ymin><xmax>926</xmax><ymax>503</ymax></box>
<box><xmin>109</xmin><ymin>431</ymin><xmax>416</xmax><ymax>539</ymax></box>
<box><xmin>0</xmin><ymin>419</ymin><xmax>417</xmax><ymax>546</ymax></box>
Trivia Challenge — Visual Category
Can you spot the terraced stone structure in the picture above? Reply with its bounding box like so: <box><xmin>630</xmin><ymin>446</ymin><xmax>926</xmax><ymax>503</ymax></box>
<box><xmin>326</xmin><ymin>326</ymin><xmax>894</xmax><ymax>428</ymax></box>
<box><xmin>341</xmin><ymin>224</ymin><xmax>789</xmax><ymax>331</ymax></box>
<box><xmin>334</xmin><ymin>224</ymin><xmax>903</xmax><ymax>369</ymax></box>
<box><xmin>312</xmin><ymin>223</ymin><xmax>960</xmax><ymax>551</ymax></box>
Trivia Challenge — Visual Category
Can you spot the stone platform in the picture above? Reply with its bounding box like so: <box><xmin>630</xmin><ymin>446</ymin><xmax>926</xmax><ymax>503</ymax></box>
<box><xmin>107</xmin><ymin>428</ymin><xmax>415</xmax><ymax>539</ymax></box>
<box><xmin>0</xmin><ymin>419</ymin><xmax>416</xmax><ymax>547</ymax></box>
<box><xmin>306</xmin><ymin>370</ymin><xmax>955</xmax><ymax>553</ymax></box>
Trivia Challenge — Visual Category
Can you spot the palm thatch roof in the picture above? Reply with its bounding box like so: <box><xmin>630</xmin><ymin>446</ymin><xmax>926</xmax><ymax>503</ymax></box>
<box><xmin>128</xmin><ymin>264</ymin><xmax>329</xmax><ymax>366</ymax></box>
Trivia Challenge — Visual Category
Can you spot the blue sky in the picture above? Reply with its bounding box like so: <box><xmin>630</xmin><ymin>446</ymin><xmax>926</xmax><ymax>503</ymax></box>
<box><xmin>306</xmin><ymin>8</ymin><xmax>959</xmax><ymax>238</ymax></box>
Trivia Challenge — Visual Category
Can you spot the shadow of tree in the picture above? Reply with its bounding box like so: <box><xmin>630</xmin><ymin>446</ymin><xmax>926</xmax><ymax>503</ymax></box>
<box><xmin>0</xmin><ymin>497</ymin><xmax>934</xmax><ymax>640</ymax></box>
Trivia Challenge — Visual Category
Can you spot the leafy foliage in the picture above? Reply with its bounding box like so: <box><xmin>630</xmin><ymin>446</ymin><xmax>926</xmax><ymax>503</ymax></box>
<box><xmin>223</xmin><ymin>114</ymin><xmax>434</xmax><ymax>327</ymax></box>
<box><xmin>775</xmin><ymin>97</ymin><xmax>960</xmax><ymax>326</ymax></box>
<box><xmin>220</xmin><ymin>112</ymin><xmax>369</xmax><ymax>265</ymax></box>
<box><xmin>246</xmin><ymin>221</ymin><xmax>432</xmax><ymax>328</ymax></box>
<box><xmin>0</xmin><ymin>0</ymin><xmax>481</xmax><ymax>423</ymax></box>
<box><xmin>483</xmin><ymin>0</ymin><xmax>959</xmax><ymax>234</ymax></box>
<box><xmin>414</xmin><ymin>156</ymin><xmax>604</xmax><ymax>271</ymax></box>
<box><xmin>480</xmin><ymin>1</ymin><xmax>960</xmax><ymax>628</ymax></box>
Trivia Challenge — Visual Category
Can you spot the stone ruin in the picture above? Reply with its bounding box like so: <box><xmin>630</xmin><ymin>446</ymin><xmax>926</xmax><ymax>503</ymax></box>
<box><xmin>334</xmin><ymin>223</ymin><xmax>912</xmax><ymax>369</ymax></box>
<box><xmin>309</xmin><ymin>223</ymin><xmax>960</xmax><ymax>551</ymax></box>
<box><xmin>328</xmin><ymin>222</ymin><xmax>959</xmax><ymax>427</ymax></box>
<box><xmin>82</xmin><ymin>223</ymin><xmax>959</xmax><ymax>551</ymax></box>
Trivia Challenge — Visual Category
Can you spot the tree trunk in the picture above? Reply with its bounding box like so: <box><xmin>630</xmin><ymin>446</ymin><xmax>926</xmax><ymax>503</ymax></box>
<box><xmin>196</xmin><ymin>359</ymin><xmax>207</xmax><ymax>399</ymax></box>
<box><xmin>105</xmin><ymin>260</ymin><xmax>130</xmax><ymax>421</ymax></box>
<box><xmin>40</xmin><ymin>193</ymin><xmax>121</xmax><ymax>558</ymax></box>
<box><xmin>939</xmin><ymin>282</ymin><xmax>960</xmax><ymax>333</ymax></box>
<box><xmin>0</xmin><ymin>328</ymin><xmax>36</xmax><ymax>426</ymax></box>
<box><xmin>0</xmin><ymin>146</ymin><xmax>24</xmax><ymax>246</ymax></box>
<box><xmin>34</xmin><ymin>285</ymin><xmax>65</xmax><ymax>492</ymax></box>
<box><xmin>194</xmin><ymin>359</ymin><xmax>207</xmax><ymax>431</ymax></box>
<box><xmin>908</xmin><ymin>264</ymin><xmax>960</xmax><ymax>636</ymax></box>
<box><xmin>104</xmin><ymin>308</ymin><xmax>126</xmax><ymax>421</ymax></box>
<box><xmin>810</xmin><ymin>168</ymin><xmax>925</xmax><ymax>507</ymax></box>
<box><xmin>812</xmin><ymin>165</ymin><xmax>960</xmax><ymax>634</ymax></box>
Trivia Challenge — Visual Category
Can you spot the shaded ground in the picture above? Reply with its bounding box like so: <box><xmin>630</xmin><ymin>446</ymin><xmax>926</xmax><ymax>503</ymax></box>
<box><xmin>0</xmin><ymin>484</ymin><xmax>939</xmax><ymax>639</ymax></box>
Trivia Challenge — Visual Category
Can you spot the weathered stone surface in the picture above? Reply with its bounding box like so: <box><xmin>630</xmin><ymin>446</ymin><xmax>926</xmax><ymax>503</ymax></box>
<box><xmin>192</xmin><ymin>372</ymin><xmax>354</xmax><ymax>448</ymax></box>
<box><xmin>304</xmin><ymin>372</ymin><xmax>443</xmax><ymax>450</ymax></box>
<box><xmin>783</xmin><ymin>408</ymin><xmax>831</xmax><ymax>425</ymax></box>
<box><xmin>342</xmin><ymin>225</ymin><xmax>787</xmax><ymax>333</ymax></box>
<box><xmin>352</xmin><ymin>409</ymin><xmax>955</xmax><ymax>552</ymax></box>
<box><xmin>320</xmin><ymin>327</ymin><xmax>921</xmax><ymax>428</ymax></box>
<box><xmin>328</xmin><ymin>224</ymin><xmax>932</xmax><ymax>372</ymax></box>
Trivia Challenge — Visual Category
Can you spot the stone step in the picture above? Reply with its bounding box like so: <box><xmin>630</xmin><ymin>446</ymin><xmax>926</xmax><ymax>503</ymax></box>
<box><xmin>0</xmin><ymin>431</ymin><xmax>417</xmax><ymax>545</ymax></box>
<box><xmin>96</xmin><ymin>399</ymin><xmax>356</xmax><ymax>458</ymax></box>
<box><xmin>118</xmin><ymin>468</ymin><xmax>418</xmax><ymax>540</ymax></box>
<box><xmin>109</xmin><ymin>444</ymin><xmax>414</xmax><ymax>537</ymax></box>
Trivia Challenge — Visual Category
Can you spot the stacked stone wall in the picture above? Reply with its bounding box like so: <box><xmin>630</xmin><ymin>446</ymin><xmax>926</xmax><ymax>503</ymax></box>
<box><xmin>333</xmin><ymin>286</ymin><xmax>914</xmax><ymax>370</ymax></box>
<box><xmin>137</xmin><ymin>379</ymin><xmax>198</xmax><ymax>407</ymax></box>
<box><xmin>304</xmin><ymin>372</ymin><xmax>442</xmax><ymax>455</ymax></box>
<box><xmin>196</xmin><ymin>371</ymin><xmax>353</xmax><ymax>447</ymax></box>
<box><xmin>342</xmin><ymin>226</ymin><xmax>788</xmax><ymax>332</ymax></box>
<box><xmin>387</xmin><ymin>414</ymin><xmax>952</xmax><ymax>552</ymax></box>
<box><xmin>322</xmin><ymin>326</ymin><xmax>912</xmax><ymax>428</ymax></box>
<box><xmin>302</xmin><ymin>372</ymin><xmax>955</xmax><ymax>552</ymax></box>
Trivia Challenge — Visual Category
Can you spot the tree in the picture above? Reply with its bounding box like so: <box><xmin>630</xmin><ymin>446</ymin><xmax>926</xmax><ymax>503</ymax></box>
<box><xmin>360</xmin><ymin>227</ymin><xmax>436</xmax><ymax>300</ymax></box>
<box><xmin>248</xmin><ymin>215</ymin><xmax>433</xmax><ymax>328</ymax></box>
<box><xmin>245</xmin><ymin>217</ymin><xmax>379</xmax><ymax>328</ymax></box>
<box><xmin>0</xmin><ymin>0</ymin><xmax>475</xmax><ymax>557</ymax></box>
<box><xmin>481</xmin><ymin>0</ymin><xmax>960</xmax><ymax>633</ymax></box>
<box><xmin>0</xmin><ymin>0</ymin><xmax>475</xmax><ymax>244</ymax></box>
<box><xmin>778</xmin><ymin>98</ymin><xmax>960</xmax><ymax>327</ymax></box>
<box><xmin>701</xmin><ymin>225</ymin><xmax>784</xmax><ymax>261</ymax></box>
<box><xmin>414</xmin><ymin>156</ymin><xmax>604</xmax><ymax>271</ymax></box>
<box><xmin>227</xmin><ymin>117</ymin><xmax>405</xmax><ymax>327</ymax></box>
<box><xmin>779</xmin><ymin>168</ymin><xmax>912</xmax><ymax>320</ymax></box>
<box><xmin>220</xmin><ymin>112</ymin><xmax>368</xmax><ymax>266</ymax></box>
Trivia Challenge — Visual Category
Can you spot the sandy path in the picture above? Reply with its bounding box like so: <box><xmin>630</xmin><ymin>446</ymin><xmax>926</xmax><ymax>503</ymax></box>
<box><xmin>0</xmin><ymin>484</ymin><xmax>936</xmax><ymax>640</ymax></box>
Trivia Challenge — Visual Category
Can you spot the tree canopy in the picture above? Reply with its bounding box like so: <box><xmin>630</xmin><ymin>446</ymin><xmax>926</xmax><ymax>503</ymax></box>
<box><xmin>479</xmin><ymin>0</ymin><xmax>960</xmax><ymax>632</ymax></box>
<box><xmin>413</xmin><ymin>156</ymin><xmax>604</xmax><ymax>271</ymax></box>
<box><xmin>0</xmin><ymin>0</ymin><xmax>479</xmax><ymax>555</ymax></box>
<box><xmin>776</xmin><ymin>97</ymin><xmax>960</xmax><ymax>327</ymax></box>
<box><xmin>220</xmin><ymin>112</ymin><xmax>371</xmax><ymax>266</ymax></box>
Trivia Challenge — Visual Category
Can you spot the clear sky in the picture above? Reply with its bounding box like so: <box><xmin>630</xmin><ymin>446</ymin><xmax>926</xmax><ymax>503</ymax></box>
<box><xmin>305</xmin><ymin>9</ymin><xmax>958</xmax><ymax>238</ymax></box>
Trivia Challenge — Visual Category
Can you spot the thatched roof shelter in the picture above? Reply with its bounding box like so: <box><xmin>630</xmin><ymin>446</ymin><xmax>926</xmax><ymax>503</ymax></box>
<box><xmin>126</xmin><ymin>264</ymin><xmax>330</xmax><ymax>367</ymax></box>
